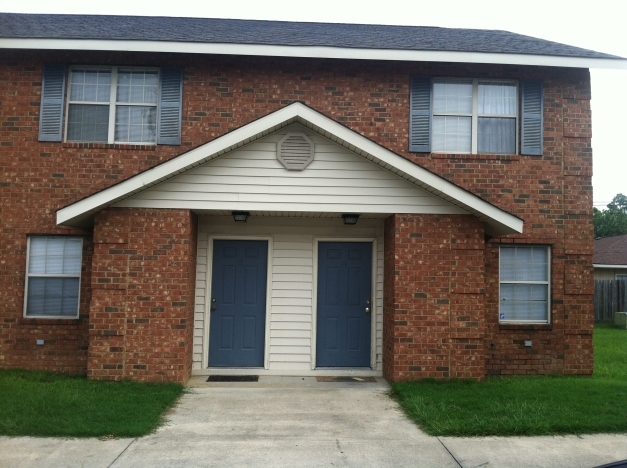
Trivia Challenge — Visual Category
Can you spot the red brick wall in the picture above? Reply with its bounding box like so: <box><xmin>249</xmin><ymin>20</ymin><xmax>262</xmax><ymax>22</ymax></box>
<box><xmin>88</xmin><ymin>208</ymin><xmax>197</xmax><ymax>382</ymax></box>
<box><xmin>0</xmin><ymin>49</ymin><xmax>593</xmax><ymax>378</ymax></box>
<box><xmin>383</xmin><ymin>214</ymin><xmax>486</xmax><ymax>381</ymax></box>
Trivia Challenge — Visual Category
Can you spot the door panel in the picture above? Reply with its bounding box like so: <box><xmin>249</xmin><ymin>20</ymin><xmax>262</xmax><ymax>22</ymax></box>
<box><xmin>209</xmin><ymin>240</ymin><xmax>268</xmax><ymax>367</ymax></box>
<box><xmin>316</xmin><ymin>242</ymin><xmax>372</xmax><ymax>367</ymax></box>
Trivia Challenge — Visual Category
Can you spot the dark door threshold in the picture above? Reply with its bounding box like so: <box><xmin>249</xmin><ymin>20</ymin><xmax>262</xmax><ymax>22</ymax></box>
<box><xmin>207</xmin><ymin>375</ymin><xmax>259</xmax><ymax>382</ymax></box>
<box><xmin>316</xmin><ymin>376</ymin><xmax>377</xmax><ymax>383</ymax></box>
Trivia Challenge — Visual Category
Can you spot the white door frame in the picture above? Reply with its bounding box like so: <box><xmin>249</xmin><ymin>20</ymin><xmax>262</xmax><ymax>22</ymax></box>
<box><xmin>311</xmin><ymin>237</ymin><xmax>378</xmax><ymax>370</ymax></box>
<box><xmin>203</xmin><ymin>235</ymin><xmax>274</xmax><ymax>370</ymax></box>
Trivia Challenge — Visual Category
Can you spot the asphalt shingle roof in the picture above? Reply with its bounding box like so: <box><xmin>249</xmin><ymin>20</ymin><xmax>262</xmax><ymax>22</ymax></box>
<box><xmin>594</xmin><ymin>234</ymin><xmax>627</xmax><ymax>265</ymax></box>
<box><xmin>0</xmin><ymin>13</ymin><xmax>620</xmax><ymax>60</ymax></box>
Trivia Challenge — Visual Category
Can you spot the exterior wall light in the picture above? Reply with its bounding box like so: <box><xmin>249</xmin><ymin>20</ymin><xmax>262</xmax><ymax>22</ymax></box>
<box><xmin>341</xmin><ymin>213</ymin><xmax>360</xmax><ymax>225</ymax></box>
<box><xmin>232</xmin><ymin>211</ymin><xmax>250</xmax><ymax>222</ymax></box>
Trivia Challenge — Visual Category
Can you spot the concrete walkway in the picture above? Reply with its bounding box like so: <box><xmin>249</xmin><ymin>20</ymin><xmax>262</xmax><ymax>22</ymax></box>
<box><xmin>1</xmin><ymin>377</ymin><xmax>627</xmax><ymax>468</ymax></box>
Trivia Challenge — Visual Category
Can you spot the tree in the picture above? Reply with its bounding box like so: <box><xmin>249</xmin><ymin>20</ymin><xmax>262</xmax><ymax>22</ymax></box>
<box><xmin>593</xmin><ymin>193</ymin><xmax>627</xmax><ymax>237</ymax></box>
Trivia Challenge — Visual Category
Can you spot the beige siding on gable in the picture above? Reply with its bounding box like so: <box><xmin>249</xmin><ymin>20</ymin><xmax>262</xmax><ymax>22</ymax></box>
<box><xmin>193</xmin><ymin>217</ymin><xmax>384</xmax><ymax>374</ymax></box>
<box><xmin>115</xmin><ymin>123</ymin><xmax>467</xmax><ymax>216</ymax></box>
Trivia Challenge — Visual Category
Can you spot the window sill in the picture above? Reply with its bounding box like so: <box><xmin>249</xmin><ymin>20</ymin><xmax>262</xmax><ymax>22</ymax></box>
<box><xmin>432</xmin><ymin>153</ymin><xmax>521</xmax><ymax>161</ymax></box>
<box><xmin>499</xmin><ymin>323</ymin><xmax>552</xmax><ymax>331</ymax></box>
<box><xmin>62</xmin><ymin>142</ymin><xmax>157</xmax><ymax>151</ymax></box>
<box><xmin>20</xmin><ymin>317</ymin><xmax>82</xmax><ymax>325</ymax></box>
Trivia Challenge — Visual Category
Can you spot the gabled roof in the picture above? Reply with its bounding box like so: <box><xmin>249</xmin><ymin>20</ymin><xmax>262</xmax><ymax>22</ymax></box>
<box><xmin>594</xmin><ymin>234</ymin><xmax>627</xmax><ymax>266</ymax></box>
<box><xmin>56</xmin><ymin>102</ymin><xmax>523</xmax><ymax>236</ymax></box>
<box><xmin>0</xmin><ymin>13</ymin><xmax>624</xmax><ymax>69</ymax></box>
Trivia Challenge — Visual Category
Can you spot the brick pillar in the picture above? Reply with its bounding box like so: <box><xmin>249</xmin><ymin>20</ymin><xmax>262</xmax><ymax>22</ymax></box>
<box><xmin>383</xmin><ymin>214</ymin><xmax>486</xmax><ymax>382</ymax></box>
<box><xmin>88</xmin><ymin>208</ymin><xmax>197</xmax><ymax>382</ymax></box>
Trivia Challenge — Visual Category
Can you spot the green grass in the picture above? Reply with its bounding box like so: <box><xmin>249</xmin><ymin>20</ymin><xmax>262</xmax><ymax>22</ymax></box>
<box><xmin>391</xmin><ymin>324</ymin><xmax>627</xmax><ymax>437</ymax></box>
<box><xmin>0</xmin><ymin>370</ymin><xmax>185</xmax><ymax>438</ymax></box>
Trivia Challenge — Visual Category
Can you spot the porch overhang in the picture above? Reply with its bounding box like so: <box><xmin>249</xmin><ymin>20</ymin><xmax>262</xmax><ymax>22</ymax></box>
<box><xmin>57</xmin><ymin>102</ymin><xmax>523</xmax><ymax>236</ymax></box>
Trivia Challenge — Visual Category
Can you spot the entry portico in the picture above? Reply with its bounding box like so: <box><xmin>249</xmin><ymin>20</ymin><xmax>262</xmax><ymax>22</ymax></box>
<box><xmin>57</xmin><ymin>102</ymin><xmax>522</xmax><ymax>381</ymax></box>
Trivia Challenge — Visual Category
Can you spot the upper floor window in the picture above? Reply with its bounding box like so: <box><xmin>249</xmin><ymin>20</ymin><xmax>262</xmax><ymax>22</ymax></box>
<box><xmin>38</xmin><ymin>64</ymin><xmax>183</xmax><ymax>145</ymax></box>
<box><xmin>67</xmin><ymin>67</ymin><xmax>159</xmax><ymax>144</ymax></box>
<box><xmin>410</xmin><ymin>76</ymin><xmax>543</xmax><ymax>156</ymax></box>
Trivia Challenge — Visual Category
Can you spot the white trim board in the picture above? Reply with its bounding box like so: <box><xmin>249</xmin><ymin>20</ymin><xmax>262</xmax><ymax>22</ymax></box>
<box><xmin>594</xmin><ymin>264</ymin><xmax>627</xmax><ymax>269</ymax></box>
<box><xmin>1</xmin><ymin>38</ymin><xmax>625</xmax><ymax>70</ymax></box>
<box><xmin>57</xmin><ymin>102</ymin><xmax>522</xmax><ymax>236</ymax></box>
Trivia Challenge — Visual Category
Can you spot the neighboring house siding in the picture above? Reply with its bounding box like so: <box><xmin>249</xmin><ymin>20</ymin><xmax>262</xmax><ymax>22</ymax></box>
<box><xmin>594</xmin><ymin>268</ymin><xmax>627</xmax><ymax>280</ymax></box>
<box><xmin>0</xmin><ymin>49</ymin><xmax>594</xmax><ymax>378</ymax></box>
<box><xmin>194</xmin><ymin>217</ymin><xmax>384</xmax><ymax>373</ymax></box>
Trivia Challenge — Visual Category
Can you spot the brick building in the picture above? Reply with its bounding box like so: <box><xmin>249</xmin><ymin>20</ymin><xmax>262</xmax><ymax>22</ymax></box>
<box><xmin>0</xmin><ymin>14</ymin><xmax>623</xmax><ymax>382</ymax></box>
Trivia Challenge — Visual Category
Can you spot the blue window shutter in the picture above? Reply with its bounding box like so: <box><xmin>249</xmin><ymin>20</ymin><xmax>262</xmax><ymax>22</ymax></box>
<box><xmin>409</xmin><ymin>76</ymin><xmax>431</xmax><ymax>152</ymax></box>
<box><xmin>157</xmin><ymin>67</ymin><xmax>183</xmax><ymax>145</ymax></box>
<box><xmin>38</xmin><ymin>64</ymin><xmax>66</xmax><ymax>142</ymax></box>
<box><xmin>521</xmin><ymin>80</ymin><xmax>543</xmax><ymax>156</ymax></box>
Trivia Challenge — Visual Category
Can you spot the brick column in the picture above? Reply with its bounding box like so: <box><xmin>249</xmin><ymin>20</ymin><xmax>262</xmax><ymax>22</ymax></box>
<box><xmin>88</xmin><ymin>208</ymin><xmax>197</xmax><ymax>382</ymax></box>
<box><xmin>383</xmin><ymin>214</ymin><xmax>486</xmax><ymax>381</ymax></box>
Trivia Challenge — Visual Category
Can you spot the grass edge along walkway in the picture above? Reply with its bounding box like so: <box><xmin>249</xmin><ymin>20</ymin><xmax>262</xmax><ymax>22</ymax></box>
<box><xmin>0</xmin><ymin>370</ymin><xmax>185</xmax><ymax>438</ymax></box>
<box><xmin>391</xmin><ymin>324</ymin><xmax>627</xmax><ymax>437</ymax></box>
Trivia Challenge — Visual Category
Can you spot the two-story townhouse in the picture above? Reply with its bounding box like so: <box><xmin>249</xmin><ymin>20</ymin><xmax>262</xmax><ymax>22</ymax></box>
<box><xmin>0</xmin><ymin>14</ymin><xmax>624</xmax><ymax>382</ymax></box>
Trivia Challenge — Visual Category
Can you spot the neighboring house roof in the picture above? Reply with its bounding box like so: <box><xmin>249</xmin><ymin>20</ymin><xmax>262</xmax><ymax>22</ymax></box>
<box><xmin>56</xmin><ymin>102</ymin><xmax>523</xmax><ymax>236</ymax></box>
<box><xmin>0</xmin><ymin>13</ymin><xmax>624</xmax><ymax>69</ymax></box>
<box><xmin>594</xmin><ymin>234</ymin><xmax>627</xmax><ymax>266</ymax></box>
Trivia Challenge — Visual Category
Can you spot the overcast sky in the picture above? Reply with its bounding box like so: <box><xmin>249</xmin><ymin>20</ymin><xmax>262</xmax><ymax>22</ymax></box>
<box><xmin>1</xmin><ymin>0</ymin><xmax>625</xmax><ymax>209</ymax></box>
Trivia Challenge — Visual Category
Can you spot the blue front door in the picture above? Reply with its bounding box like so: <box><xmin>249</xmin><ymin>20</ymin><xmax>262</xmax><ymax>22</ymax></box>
<box><xmin>316</xmin><ymin>242</ymin><xmax>372</xmax><ymax>367</ymax></box>
<box><xmin>209</xmin><ymin>240</ymin><xmax>268</xmax><ymax>367</ymax></box>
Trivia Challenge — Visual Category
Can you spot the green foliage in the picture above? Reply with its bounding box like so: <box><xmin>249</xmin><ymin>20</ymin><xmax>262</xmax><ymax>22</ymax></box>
<box><xmin>594</xmin><ymin>193</ymin><xmax>627</xmax><ymax>237</ymax></box>
<box><xmin>391</xmin><ymin>325</ymin><xmax>627</xmax><ymax>437</ymax></box>
<box><xmin>0</xmin><ymin>370</ymin><xmax>184</xmax><ymax>437</ymax></box>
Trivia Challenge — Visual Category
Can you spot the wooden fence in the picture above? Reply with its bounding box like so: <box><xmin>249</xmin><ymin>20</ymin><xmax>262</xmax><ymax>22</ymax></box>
<box><xmin>594</xmin><ymin>279</ymin><xmax>627</xmax><ymax>322</ymax></box>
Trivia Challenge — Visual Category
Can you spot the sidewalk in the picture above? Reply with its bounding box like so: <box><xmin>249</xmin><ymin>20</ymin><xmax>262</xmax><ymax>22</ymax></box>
<box><xmin>1</xmin><ymin>377</ymin><xmax>626</xmax><ymax>468</ymax></box>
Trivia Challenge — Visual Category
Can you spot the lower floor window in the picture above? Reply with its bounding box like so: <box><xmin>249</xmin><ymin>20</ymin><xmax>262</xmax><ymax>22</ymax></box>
<box><xmin>24</xmin><ymin>236</ymin><xmax>83</xmax><ymax>318</ymax></box>
<box><xmin>499</xmin><ymin>245</ymin><xmax>550</xmax><ymax>323</ymax></box>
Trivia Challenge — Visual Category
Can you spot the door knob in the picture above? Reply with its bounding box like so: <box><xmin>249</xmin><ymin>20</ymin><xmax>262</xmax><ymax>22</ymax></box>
<box><xmin>211</xmin><ymin>305</ymin><xmax>217</xmax><ymax>311</ymax></box>
<box><xmin>365</xmin><ymin>307</ymin><xmax>370</xmax><ymax>313</ymax></box>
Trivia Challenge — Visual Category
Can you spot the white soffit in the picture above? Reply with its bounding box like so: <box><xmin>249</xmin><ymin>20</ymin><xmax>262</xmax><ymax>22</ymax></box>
<box><xmin>1</xmin><ymin>39</ymin><xmax>626</xmax><ymax>70</ymax></box>
<box><xmin>56</xmin><ymin>102</ymin><xmax>523</xmax><ymax>236</ymax></box>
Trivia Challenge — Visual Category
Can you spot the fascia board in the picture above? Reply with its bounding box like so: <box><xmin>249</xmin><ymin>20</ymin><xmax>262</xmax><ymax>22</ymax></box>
<box><xmin>1</xmin><ymin>38</ymin><xmax>625</xmax><ymax>70</ymax></box>
<box><xmin>57</xmin><ymin>102</ymin><xmax>523</xmax><ymax>235</ymax></box>
<box><xmin>594</xmin><ymin>264</ymin><xmax>627</xmax><ymax>269</ymax></box>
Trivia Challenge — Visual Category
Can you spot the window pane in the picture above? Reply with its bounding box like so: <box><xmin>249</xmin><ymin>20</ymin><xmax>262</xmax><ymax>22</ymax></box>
<box><xmin>70</xmin><ymin>69</ymin><xmax>111</xmax><ymax>102</ymax></box>
<box><xmin>117</xmin><ymin>70</ymin><xmax>158</xmax><ymax>104</ymax></box>
<box><xmin>433</xmin><ymin>80</ymin><xmax>473</xmax><ymax>114</ymax></box>
<box><xmin>67</xmin><ymin>104</ymin><xmax>109</xmax><ymax>142</ymax></box>
<box><xmin>500</xmin><ymin>284</ymin><xmax>548</xmax><ymax>322</ymax></box>
<box><xmin>28</xmin><ymin>237</ymin><xmax>83</xmax><ymax>276</ymax></box>
<box><xmin>478</xmin><ymin>82</ymin><xmax>516</xmax><ymax>115</ymax></box>
<box><xmin>26</xmin><ymin>277</ymin><xmax>80</xmax><ymax>317</ymax></box>
<box><xmin>478</xmin><ymin>118</ymin><xmax>515</xmax><ymax>154</ymax></box>
<box><xmin>432</xmin><ymin>116</ymin><xmax>471</xmax><ymax>153</ymax></box>
<box><xmin>114</xmin><ymin>106</ymin><xmax>156</xmax><ymax>143</ymax></box>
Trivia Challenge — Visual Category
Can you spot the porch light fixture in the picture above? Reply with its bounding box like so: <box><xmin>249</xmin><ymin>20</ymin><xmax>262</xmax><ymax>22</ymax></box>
<box><xmin>341</xmin><ymin>213</ymin><xmax>360</xmax><ymax>225</ymax></box>
<box><xmin>232</xmin><ymin>211</ymin><xmax>250</xmax><ymax>223</ymax></box>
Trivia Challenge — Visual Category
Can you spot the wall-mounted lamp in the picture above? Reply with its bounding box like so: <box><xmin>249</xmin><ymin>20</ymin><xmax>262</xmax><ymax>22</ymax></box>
<box><xmin>232</xmin><ymin>211</ymin><xmax>250</xmax><ymax>223</ymax></box>
<box><xmin>341</xmin><ymin>213</ymin><xmax>360</xmax><ymax>225</ymax></box>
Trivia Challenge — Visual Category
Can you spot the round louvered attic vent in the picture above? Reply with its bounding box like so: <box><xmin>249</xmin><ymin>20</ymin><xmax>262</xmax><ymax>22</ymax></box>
<box><xmin>277</xmin><ymin>133</ymin><xmax>314</xmax><ymax>170</ymax></box>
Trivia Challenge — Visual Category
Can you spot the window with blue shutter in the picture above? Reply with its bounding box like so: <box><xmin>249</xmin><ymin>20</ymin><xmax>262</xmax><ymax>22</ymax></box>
<box><xmin>158</xmin><ymin>67</ymin><xmax>183</xmax><ymax>145</ymax></box>
<box><xmin>409</xmin><ymin>76</ymin><xmax>431</xmax><ymax>152</ymax></box>
<box><xmin>410</xmin><ymin>76</ymin><xmax>542</xmax><ymax>156</ymax></box>
<box><xmin>39</xmin><ymin>64</ymin><xmax>67</xmax><ymax>142</ymax></box>
<box><xmin>39</xmin><ymin>64</ymin><xmax>183</xmax><ymax>145</ymax></box>
<box><xmin>521</xmin><ymin>80</ymin><xmax>543</xmax><ymax>156</ymax></box>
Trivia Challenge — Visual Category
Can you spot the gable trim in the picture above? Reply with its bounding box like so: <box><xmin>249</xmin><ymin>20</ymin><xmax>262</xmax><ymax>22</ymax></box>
<box><xmin>56</xmin><ymin>102</ymin><xmax>523</xmax><ymax>236</ymax></box>
<box><xmin>1</xmin><ymin>38</ymin><xmax>625</xmax><ymax>70</ymax></box>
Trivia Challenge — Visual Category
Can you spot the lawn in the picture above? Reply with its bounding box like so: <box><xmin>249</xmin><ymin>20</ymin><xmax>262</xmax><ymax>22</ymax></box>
<box><xmin>391</xmin><ymin>324</ymin><xmax>627</xmax><ymax>436</ymax></box>
<box><xmin>0</xmin><ymin>370</ymin><xmax>184</xmax><ymax>438</ymax></box>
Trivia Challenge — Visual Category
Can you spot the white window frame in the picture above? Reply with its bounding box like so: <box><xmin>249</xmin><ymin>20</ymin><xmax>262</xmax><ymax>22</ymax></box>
<box><xmin>65</xmin><ymin>65</ymin><xmax>160</xmax><ymax>145</ymax></box>
<box><xmin>23</xmin><ymin>236</ymin><xmax>83</xmax><ymax>319</ymax></box>
<box><xmin>499</xmin><ymin>245</ymin><xmax>551</xmax><ymax>324</ymax></box>
<box><xmin>432</xmin><ymin>78</ymin><xmax>519</xmax><ymax>155</ymax></box>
